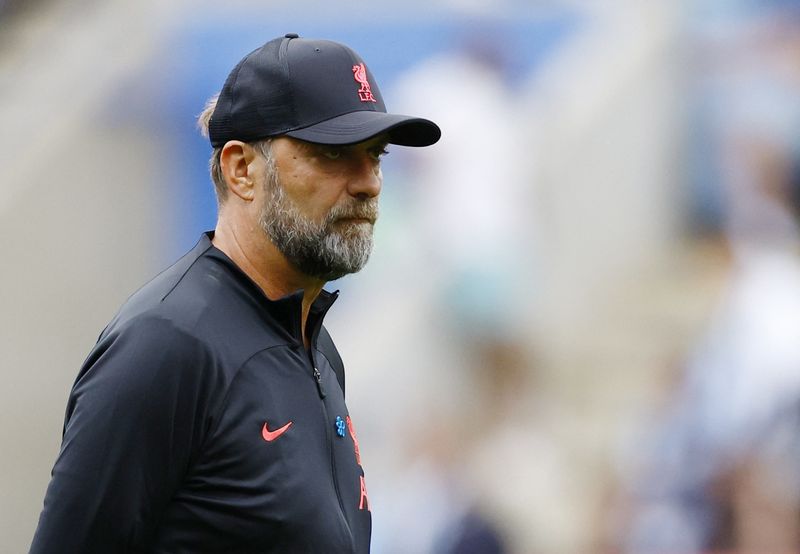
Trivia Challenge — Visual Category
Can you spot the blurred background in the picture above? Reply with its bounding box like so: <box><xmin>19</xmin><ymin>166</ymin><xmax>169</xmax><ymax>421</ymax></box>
<box><xmin>3</xmin><ymin>0</ymin><xmax>800</xmax><ymax>552</ymax></box>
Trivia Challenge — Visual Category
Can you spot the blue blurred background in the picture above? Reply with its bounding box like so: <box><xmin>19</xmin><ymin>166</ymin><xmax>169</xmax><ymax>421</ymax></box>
<box><xmin>4</xmin><ymin>1</ymin><xmax>800</xmax><ymax>552</ymax></box>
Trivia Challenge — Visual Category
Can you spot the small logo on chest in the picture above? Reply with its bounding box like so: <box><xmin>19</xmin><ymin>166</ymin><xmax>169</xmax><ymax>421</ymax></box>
<box><xmin>262</xmin><ymin>421</ymin><xmax>292</xmax><ymax>442</ymax></box>
<box><xmin>335</xmin><ymin>415</ymin><xmax>347</xmax><ymax>437</ymax></box>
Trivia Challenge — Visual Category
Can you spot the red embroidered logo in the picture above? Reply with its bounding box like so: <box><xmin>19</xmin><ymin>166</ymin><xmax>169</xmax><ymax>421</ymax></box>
<box><xmin>346</xmin><ymin>415</ymin><xmax>362</xmax><ymax>465</ymax></box>
<box><xmin>352</xmin><ymin>63</ymin><xmax>377</xmax><ymax>103</ymax></box>
<box><xmin>261</xmin><ymin>421</ymin><xmax>292</xmax><ymax>442</ymax></box>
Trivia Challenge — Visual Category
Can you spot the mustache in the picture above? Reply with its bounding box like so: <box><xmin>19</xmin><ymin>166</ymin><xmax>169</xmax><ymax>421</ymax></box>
<box><xmin>327</xmin><ymin>199</ymin><xmax>379</xmax><ymax>224</ymax></box>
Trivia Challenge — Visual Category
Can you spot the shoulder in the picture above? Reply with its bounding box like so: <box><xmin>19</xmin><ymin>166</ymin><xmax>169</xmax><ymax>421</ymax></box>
<box><xmin>76</xmin><ymin>311</ymin><xmax>218</xmax><ymax>397</ymax></box>
<box><xmin>100</xmin><ymin>242</ymin><xmax>280</xmax><ymax>364</ymax></box>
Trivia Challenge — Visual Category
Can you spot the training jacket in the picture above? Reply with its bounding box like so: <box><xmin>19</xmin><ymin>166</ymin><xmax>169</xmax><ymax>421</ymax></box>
<box><xmin>30</xmin><ymin>232</ymin><xmax>371</xmax><ymax>553</ymax></box>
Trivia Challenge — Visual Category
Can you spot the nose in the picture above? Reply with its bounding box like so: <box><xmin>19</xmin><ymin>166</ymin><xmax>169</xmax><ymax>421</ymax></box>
<box><xmin>346</xmin><ymin>153</ymin><xmax>382</xmax><ymax>200</ymax></box>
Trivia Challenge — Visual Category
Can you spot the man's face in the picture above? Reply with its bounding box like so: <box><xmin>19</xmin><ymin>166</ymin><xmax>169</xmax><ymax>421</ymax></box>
<box><xmin>257</xmin><ymin>136</ymin><xmax>386</xmax><ymax>281</ymax></box>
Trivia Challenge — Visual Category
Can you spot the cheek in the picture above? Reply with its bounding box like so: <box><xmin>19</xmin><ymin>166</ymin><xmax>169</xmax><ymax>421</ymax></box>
<box><xmin>292</xmin><ymin>186</ymin><xmax>345</xmax><ymax>224</ymax></box>
<box><xmin>301</xmin><ymin>176</ymin><xmax>351</xmax><ymax>214</ymax></box>
<box><xmin>276</xmin><ymin>155</ymin><xmax>357</xmax><ymax>219</ymax></box>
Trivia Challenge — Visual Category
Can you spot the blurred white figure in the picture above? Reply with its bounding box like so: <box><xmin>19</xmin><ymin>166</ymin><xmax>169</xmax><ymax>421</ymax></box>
<box><xmin>370</xmin><ymin>25</ymin><xmax>549</xmax><ymax>554</ymax></box>
<box><xmin>392</xmin><ymin>35</ymin><xmax>531</xmax><ymax>338</ymax></box>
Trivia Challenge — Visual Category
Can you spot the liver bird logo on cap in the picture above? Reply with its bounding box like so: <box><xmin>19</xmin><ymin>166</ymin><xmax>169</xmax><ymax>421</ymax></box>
<box><xmin>352</xmin><ymin>63</ymin><xmax>377</xmax><ymax>103</ymax></box>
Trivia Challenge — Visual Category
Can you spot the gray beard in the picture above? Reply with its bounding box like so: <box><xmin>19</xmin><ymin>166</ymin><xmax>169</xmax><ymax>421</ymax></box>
<box><xmin>258</xmin><ymin>167</ymin><xmax>378</xmax><ymax>282</ymax></box>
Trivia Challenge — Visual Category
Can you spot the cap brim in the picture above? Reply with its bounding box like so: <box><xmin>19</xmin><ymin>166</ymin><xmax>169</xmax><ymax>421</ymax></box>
<box><xmin>285</xmin><ymin>110</ymin><xmax>441</xmax><ymax>147</ymax></box>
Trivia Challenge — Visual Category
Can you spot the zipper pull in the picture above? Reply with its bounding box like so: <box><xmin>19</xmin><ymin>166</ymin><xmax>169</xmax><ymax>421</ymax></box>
<box><xmin>313</xmin><ymin>366</ymin><xmax>327</xmax><ymax>398</ymax></box>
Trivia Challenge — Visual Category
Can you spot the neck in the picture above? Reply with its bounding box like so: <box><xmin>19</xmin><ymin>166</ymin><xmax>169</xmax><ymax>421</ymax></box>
<box><xmin>212</xmin><ymin>217</ymin><xmax>325</xmax><ymax>348</ymax></box>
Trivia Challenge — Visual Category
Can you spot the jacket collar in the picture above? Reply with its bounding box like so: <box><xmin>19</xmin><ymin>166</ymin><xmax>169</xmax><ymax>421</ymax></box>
<box><xmin>196</xmin><ymin>231</ymin><xmax>339</xmax><ymax>346</ymax></box>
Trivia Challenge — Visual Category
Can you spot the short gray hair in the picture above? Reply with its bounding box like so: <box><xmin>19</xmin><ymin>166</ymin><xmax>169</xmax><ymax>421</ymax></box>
<box><xmin>197</xmin><ymin>93</ymin><xmax>273</xmax><ymax>204</ymax></box>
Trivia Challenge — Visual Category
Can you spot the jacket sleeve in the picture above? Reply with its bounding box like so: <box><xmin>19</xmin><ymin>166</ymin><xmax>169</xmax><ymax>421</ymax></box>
<box><xmin>29</xmin><ymin>315</ymin><xmax>218</xmax><ymax>553</ymax></box>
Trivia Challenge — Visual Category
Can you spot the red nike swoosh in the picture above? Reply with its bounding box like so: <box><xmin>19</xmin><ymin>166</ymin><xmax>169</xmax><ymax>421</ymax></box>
<box><xmin>262</xmin><ymin>421</ymin><xmax>292</xmax><ymax>442</ymax></box>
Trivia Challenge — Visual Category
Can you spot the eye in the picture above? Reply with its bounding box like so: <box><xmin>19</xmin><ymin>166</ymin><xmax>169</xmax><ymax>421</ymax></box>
<box><xmin>369</xmin><ymin>146</ymin><xmax>390</xmax><ymax>161</ymax></box>
<box><xmin>322</xmin><ymin>148</ymin><xmax>342</xmax><ymax>160</ymax></box>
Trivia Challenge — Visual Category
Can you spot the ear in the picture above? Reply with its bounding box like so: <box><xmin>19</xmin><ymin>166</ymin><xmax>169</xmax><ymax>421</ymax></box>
<box><xmin>220</xmin><ymin>141</ymin><xmax>258</xmax><ymax>202</ymax></box>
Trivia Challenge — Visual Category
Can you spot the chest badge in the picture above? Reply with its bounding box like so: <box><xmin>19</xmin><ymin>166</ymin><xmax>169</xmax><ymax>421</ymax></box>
<box><xmin>262</xmin><ymin>420</ymin><xmax>292</xmax><ymax>442</ymax></box>
<box><xmin>335</xmin><ymin>416</ymin><xmax>346</xmax><ymax>437</ymax></box>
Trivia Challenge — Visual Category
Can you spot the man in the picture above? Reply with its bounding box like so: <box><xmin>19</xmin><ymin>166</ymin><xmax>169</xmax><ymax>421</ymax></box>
<box><xmin>30</xmin><ymin>33</ymin><xmax>440</xmax><ymax>553</ymax></box>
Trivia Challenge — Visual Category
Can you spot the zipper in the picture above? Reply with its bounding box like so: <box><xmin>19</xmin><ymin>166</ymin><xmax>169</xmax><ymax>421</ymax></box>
<box><xmin>308</xmin><ymin>350</ymin><xmax>354</xmax><ymax>551</ymax></box>
<box><xmin>313</xmin><ymin>366</ymin><xmax>326</xmax><ymax>398</ymax></box>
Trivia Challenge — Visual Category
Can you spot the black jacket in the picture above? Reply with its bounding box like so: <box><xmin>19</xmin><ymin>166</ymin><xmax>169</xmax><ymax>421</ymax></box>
<box><xmin>30</xmin><ymin>233</ymin><xmax>371</xmax><ymax>553</ymax></box>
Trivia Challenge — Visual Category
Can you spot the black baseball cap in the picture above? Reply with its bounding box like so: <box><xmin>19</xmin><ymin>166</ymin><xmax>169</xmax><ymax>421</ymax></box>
<box><xmin>208</xmin><ymin>33</ymin><xmax>441</xmax><ymax>148</ymax></box>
